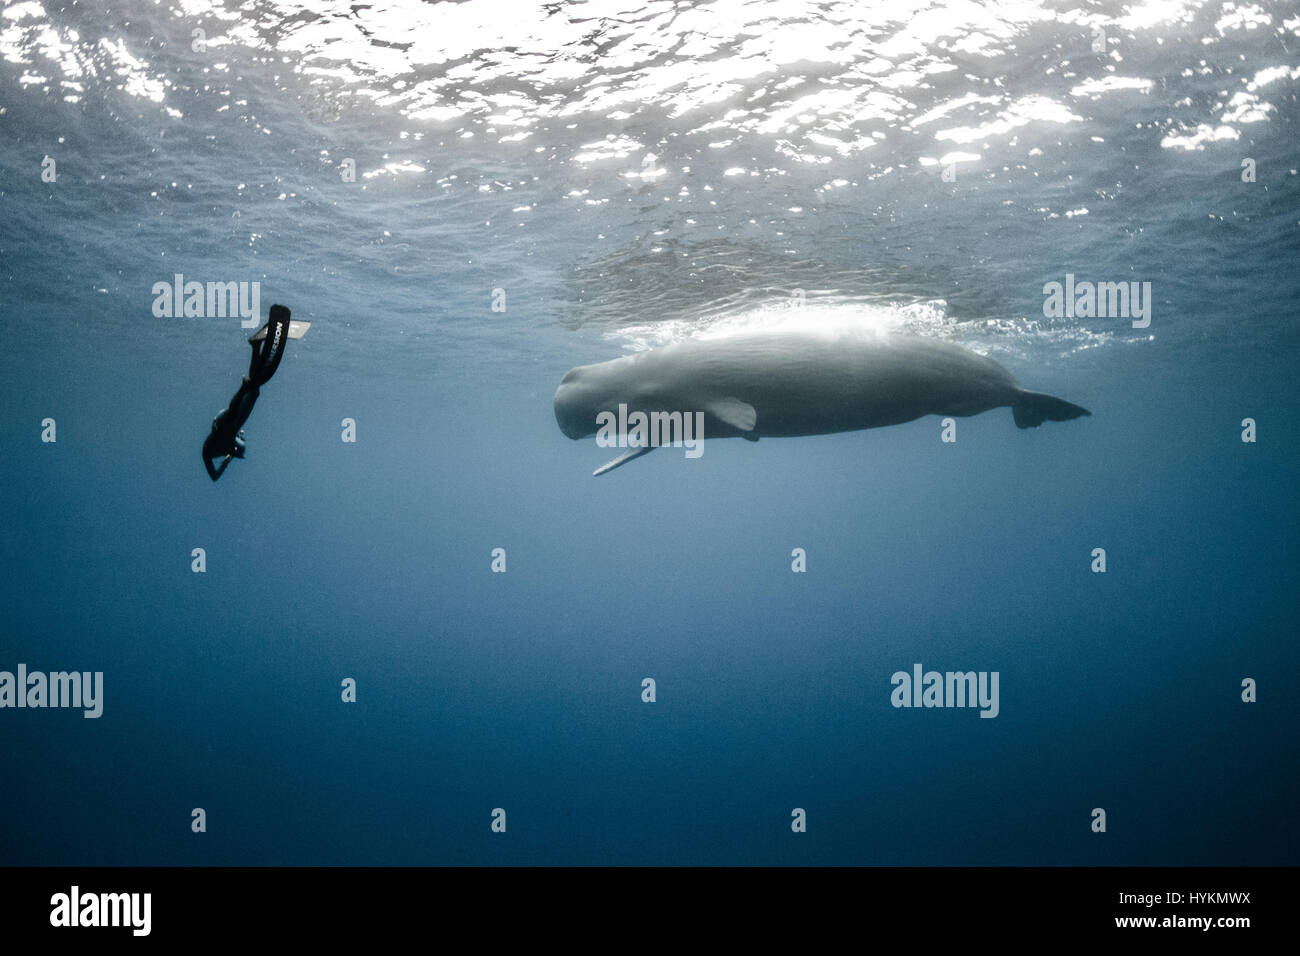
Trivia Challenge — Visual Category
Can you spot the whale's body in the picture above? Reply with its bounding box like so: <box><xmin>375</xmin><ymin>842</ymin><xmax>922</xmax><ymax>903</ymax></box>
<box><xmin>554</xmin><ymin>329</ymin><xmax>1089</xmax><ymax>474</ymax></box>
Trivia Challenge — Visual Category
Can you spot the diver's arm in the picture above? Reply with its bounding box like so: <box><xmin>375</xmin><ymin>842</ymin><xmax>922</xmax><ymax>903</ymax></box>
<box><xmin>203</xmin><ymin>444</ymin><xmax>232</xmax><ymax>481</ymax></box>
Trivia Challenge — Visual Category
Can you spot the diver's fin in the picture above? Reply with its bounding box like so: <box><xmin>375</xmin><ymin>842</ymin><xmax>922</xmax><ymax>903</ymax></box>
<box><xmin>709</xmin><ymin>397</ymin><xmax>758</xmax><ymax>439</ymax></box>
<box><xmin>249</xmin><ymin>319</ymin><xmax>310</xmax><ymax>341</ymax></box>
<box><xmin>1012</xmin><ymin>390</ymin><xmax>1091</xmax><ymax>429</ymax></box>
<box><xmin>593</xmin><ymin>445</ymin><xmax>654</xmax><ymax>477</ymax></box>
<box><xmin>247</xmin><ymin>305</ymin><xmax>293</xmax><ymax>386</ymax></box>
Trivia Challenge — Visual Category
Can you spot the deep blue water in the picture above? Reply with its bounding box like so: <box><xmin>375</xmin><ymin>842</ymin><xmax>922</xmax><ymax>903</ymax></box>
<box><xmin>1</xmin><ymin>0</ymin><xmax>1297</xmax><ymax>865</ymax></box>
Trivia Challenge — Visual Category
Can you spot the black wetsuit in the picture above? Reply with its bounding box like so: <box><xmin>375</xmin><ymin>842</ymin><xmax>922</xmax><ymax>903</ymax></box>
<box><xmin>203</xmin><ymin>304</ymin><xmax>292</xmax><ymax>481</ymax></box>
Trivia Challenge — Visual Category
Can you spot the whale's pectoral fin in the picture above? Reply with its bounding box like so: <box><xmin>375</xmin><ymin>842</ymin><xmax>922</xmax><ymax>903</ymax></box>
<box><xmin>1012</xmin><ymin>390</ymin><xmax>1091</xmax><ymax>429</ymax></box>
<box><xmin>709</xmin><ymin>397</ymin><xmax>758</xmax><ymax>440</ymax></box>
<box><xmin>593</xmin><ymin>445</ymin><xmax>655</xmax><ymax>477</ymax></box>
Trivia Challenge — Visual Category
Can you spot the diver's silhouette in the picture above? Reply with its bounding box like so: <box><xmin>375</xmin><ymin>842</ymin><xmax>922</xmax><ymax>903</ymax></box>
<box><xmin>202</xmin><ymin>304</ymin><xmax>305</xmax><ymax>481</ymax></box>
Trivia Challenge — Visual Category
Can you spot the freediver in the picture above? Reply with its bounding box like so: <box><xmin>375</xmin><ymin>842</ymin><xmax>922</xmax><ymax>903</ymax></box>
<box><xmin>202</xmin><ymin>304</ymin><xmax>307</xmax><ymax>481</ymax></box>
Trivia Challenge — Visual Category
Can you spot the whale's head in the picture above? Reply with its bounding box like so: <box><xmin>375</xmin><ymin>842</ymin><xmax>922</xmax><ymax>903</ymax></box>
<box><xmin>553</xmin><ymin>363</ymin><xmax>603</xmax><ymax>439</ymax></box>
<box><xmin>554</xmin><ymin>357</ymin><xmax>640</xmax><ymax>440</ymax></box>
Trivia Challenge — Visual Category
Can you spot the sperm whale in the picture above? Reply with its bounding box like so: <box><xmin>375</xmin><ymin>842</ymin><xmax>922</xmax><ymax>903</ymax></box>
<box><xmin>554</xmin><ymin>328</ymin><xmax>1090</xmax><ymax>475</ymax></box>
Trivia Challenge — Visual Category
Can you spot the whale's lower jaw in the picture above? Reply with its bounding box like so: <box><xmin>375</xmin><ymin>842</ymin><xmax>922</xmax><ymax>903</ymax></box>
<box><xmin>592</xmin><ymin>445</ymin><xmax>655</xmax><ymax>476</ymax></box>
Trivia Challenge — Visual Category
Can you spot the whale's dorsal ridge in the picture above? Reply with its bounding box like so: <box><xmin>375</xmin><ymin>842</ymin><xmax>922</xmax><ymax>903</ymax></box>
<box><xmin>709</xmin><ymin>397</ymin><xmax>758</xmax><ymax>439</ymax></box>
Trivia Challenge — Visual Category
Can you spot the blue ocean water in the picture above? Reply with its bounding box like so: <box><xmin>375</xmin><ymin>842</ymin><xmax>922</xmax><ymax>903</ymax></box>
<box><xmin>0</xmin><ymin>0</ymin><xmax>1296</xmax><ymax>866</ymax></box>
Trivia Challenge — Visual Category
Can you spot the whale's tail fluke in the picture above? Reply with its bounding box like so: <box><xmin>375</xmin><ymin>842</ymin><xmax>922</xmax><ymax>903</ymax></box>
<box><xmin>1012</xmin><ymin>390</ymin><xmax>1091</xmax><ymax>429</ymax></box>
